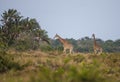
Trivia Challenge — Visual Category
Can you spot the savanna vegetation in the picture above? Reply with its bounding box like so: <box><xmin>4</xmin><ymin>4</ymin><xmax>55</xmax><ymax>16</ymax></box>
<box><xmin>0</xmin><ymin>9</ymin><xmax>120</xmax><ymax>82</ymax></box>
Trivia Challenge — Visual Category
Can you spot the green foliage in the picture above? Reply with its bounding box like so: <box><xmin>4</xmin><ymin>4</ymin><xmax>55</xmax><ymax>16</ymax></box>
<box><xmin>0</xmin><ymin>9</ymin><xmax>50</xmax><ymax>51</ymax></box>
<box><xmin>73</xmin><ymin>55</ymin><xmax>85</xmax><ymax>63</ymax></box>
<box><xmin>1</xmin><ymin>9</ymin><xmax>120</xmax><ymax>53</ymax></box>
<box><xmin>0</xmin><ymin>9</ymin><xmax>23</xmax><ymax>45</ymax></box>
<box><xmin>64</xmin><ymin>56</ymin><xmax>71</xmax><ymax>64</ymax></box>
<box><xmin>40</xmin><ymin>45</ymin><xmax>53</xmax><ymax>52</ymax></box>
<box><xmin>15</xmin><ymin>40</ymin><xmax>32</xmax><ymax>51</ymax></box>
<box><xmin>30</xmin><ymin>63</ymin><xmax>105</xmax><ymax>82</ymax></box>
<box><xmin>0</xmin><ymin>51</ymin><xmax>22</xmax><ymax>72</ymax></box>
<box><xmin>0</xmin><ymin>52</ymin><xmax>120</xmax><ymax>82</ymax></box>
<box><xmin>52</xmin><ymin>36</ymin><xmax>120</xmax><ymax>53</ymax></box>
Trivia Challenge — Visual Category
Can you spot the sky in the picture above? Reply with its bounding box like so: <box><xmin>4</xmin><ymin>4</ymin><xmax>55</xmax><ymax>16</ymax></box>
<box><xmin>0</xmin><ymin>0</ymin><xmax>120</xmax><ymax>40</ymax></box>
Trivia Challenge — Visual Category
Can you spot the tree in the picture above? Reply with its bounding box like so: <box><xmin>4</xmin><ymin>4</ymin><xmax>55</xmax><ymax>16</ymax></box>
<box><xmin>103</xmin><ymin>40</ymin><xmax>114</xmax><ymax>52</ymax></box>
<box><xmin>0</xmin><ymin>9</ymin><xmax>23</xmax><ymax>45</ymax></box>
<box><xmin>0</xmin><ymin>9</ymin><xmax>50</xmax><ymax>50</ymax></box>
<box><xmin>113</xmin><ymin>39</ymin><xmax>120</xmax><ymax>52</ymax></box>
<box><xmin>20</xmin><ymin>18</ymin><xmax>40</xmax><ymax>32</ymax></box>
<box><xmin>20</xmin><ymin>17</ymin><xmax>50</xmax><ymax>44</ymax></box>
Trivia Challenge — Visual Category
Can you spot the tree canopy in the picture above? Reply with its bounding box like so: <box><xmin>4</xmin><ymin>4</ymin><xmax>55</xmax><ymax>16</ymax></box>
<box><xmin>0</xmin><ymin>9</ymin><xmax>49</xmax><ymax>50</ymax></box>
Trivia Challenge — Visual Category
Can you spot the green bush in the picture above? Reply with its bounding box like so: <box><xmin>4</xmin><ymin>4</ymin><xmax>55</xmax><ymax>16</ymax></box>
<box><xmin>40</xmin><ymin>45</ymin><xmax>53</xmax><ymax>52</ymax></box>
<box><xmin>0</xmin><ymin>51</ymin><xmax>22</xmax><ymax>72</ymax></box>
<box><xmin>30</xmin><ymin>63</ymin><xmax>106</xmax><ymax>82</ymax></box>
<box><xmin>73</xmin><ymin>55</ymin><xmax>85</xmax><ymax>63</ymax></box>
<box><xmin>14</xmin><ymin>40</ymin><xmax>33</xmax><ymax>51</ymax></box>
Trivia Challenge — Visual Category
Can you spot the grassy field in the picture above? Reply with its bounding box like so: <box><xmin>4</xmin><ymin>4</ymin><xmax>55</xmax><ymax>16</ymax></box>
<box><xmin>0</xmin><ymin>50</ymin><xmax>120</xmax><ymax>82</ymax></box>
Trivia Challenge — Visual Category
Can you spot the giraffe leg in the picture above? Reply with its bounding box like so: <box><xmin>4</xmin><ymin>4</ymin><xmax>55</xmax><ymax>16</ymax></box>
<box><xmin>99</xmin><ymin>48</ymin><xmax>103</xmax><ymax>55</ymax></box>
<box><xmin>94</xmin><ymin>50</ymin><xmax>96</xmax><ymax>55</ymax></box>
<box><xmin>63</xmin><ymin>48</ymin><xmax>66</xmax><ymax>54</ymax></box>
<box><xmin>96</xmin><ymin>50</ymin><xmax>99</xmax><ymax>55</ymax></box>
<box><xmin>95</xmin><ymin>51</ymin><xmax>97</xmax><ymax>55</ymax></box>
<box><xmin>70</xmin><ymin>48</ymin><xmax>73</xmax><ymax>54</ymax></box>
<box><xmin>69</xmin><ymin>48</ymin><xmax>72</xmax><ymax>54</ymax></box>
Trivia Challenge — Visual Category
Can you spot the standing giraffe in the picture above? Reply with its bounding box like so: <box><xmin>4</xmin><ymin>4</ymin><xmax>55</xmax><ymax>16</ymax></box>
<box><xmin>54</xmin><ymin>34</ymin><xmax>73</xmax><ymax>54</ymax></box>
<box><xmin>92</xmin><ymin>34</ymin><xmax>102</xmax><ymax>55</ymax></box>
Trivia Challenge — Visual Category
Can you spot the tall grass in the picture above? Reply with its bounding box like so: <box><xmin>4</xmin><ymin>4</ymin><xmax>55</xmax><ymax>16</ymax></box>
<box><xmin>0</xmin><ymin>51</ymin><xmax>22</xmax><ymax>73</ymax></box>
<box><xmin>0</xmin><ymin>50</ymin><xmax>120</xmax><ymax>82</ymax></box>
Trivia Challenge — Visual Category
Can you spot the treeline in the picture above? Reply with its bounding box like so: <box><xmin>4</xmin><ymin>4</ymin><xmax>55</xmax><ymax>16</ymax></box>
<box><xmin>0</xmin><ymin>9</ymin><xmax>120</xmax><ymax>53</ymax></box>
<box><xmin>51</xmin><ymin>37</ymin><xmax>120</xmax><ymax>53</ymax></box>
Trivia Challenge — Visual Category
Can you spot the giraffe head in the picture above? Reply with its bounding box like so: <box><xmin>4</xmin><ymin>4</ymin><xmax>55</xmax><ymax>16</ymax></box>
<box><xmin>92</xmin><ymin>33</ymin><xmax>95</xmax><ymax>38</ymax></box>
<box><xmin>54</xmin><ymin>34</ymin><xmax>59</xmax><ymax>39</ymax></box>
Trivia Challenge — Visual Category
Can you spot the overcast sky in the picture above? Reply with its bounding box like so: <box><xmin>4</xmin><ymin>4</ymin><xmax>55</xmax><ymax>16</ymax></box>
<box><xmin>0</xmin><ymin>0</ymin><xmax>120</xmax><ymax>40</ymax></box>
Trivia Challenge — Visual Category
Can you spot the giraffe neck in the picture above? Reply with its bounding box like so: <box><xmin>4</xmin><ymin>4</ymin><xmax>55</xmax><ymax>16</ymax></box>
<box><xmin>57</xmin><ymin>36</ymin><xmax>66</xmax><ymax>45</ymax></box>
<box><xmin>93</xmin><ymin>36</ymin><xmax>97</xmax><ymax>46</ymax></box>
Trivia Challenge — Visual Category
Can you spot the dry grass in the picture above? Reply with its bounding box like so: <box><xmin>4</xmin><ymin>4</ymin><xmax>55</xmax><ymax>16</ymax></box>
<box><xmin>0</xmin><ymin>50</ymin><xmax>120</xmax><ymax>82</ymax></box>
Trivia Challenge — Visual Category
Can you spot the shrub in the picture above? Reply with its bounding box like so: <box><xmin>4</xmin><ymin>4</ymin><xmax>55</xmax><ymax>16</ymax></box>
<box><xmin>30</xmin><ymin>60</ymin><xmax>106</xmax><ymax>82</ymax></box>
<box><xmin>0</xmin><ymin>51</ymin><xmax>22</xmax><ymax>73</ymax></box>
<box><xmin>40</xmin><ymin>45</ymin><xmax>53</xmax><ymax>52</ymax></box>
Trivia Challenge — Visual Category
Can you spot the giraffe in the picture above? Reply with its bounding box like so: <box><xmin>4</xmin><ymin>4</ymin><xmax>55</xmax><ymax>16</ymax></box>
<box><xmin>54</xmin><ymin>34</ymin><xmax>73</xmax><ymax>54</ymax></box>
<box><xmin>92</xmin><ymin>34</ymin><xmax>102</xmax><ymax>55</ymax></box>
